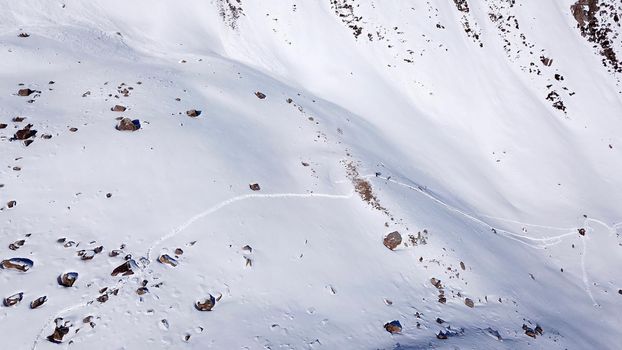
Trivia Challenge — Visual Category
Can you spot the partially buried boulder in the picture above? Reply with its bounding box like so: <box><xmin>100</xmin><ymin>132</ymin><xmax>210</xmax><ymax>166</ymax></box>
<box><xmin>3</xmin><ymin>292</ymin><xmax>23</xmax><ymax>307</ymax></box>
<box><xmin>1</xmin><ymin>258</ymin><xmax>34</xmax><ymax>272</ymax></box>
<box><xmin>116</xmin><ymin>117</ymin><xmax>140</xmax><ymax>131</ymax></box>
<box><xmin>111</xmin><ymin>105</ymin><xmax>127</xmax><ymax>112</ymax></box>
<box><xmin>384</xmin><ymin>320</ymin><xmax>402</xmax><ymax>334</ymax></box>
<box><xmin>383</xmin><ymin>231</ymin><xmax>402</xmax><ymax>250</ymax></box>
<box><xmin>17</xmin><ymin>88</ymin><xmax>35</xmax><ymax>96</ymax></box>
<box><xmin>58</xmin><ymin>272</ymin><xmax>78</xmax><ymax>287</ymax></box>
<box><xmin>30</xmin><ymin>296</ymin><xmax>48</xmax><ymax>309</ymax></box>
<box><xmin>195</xmin><ymin>294</ymin><xmax>216</xmax><ymax>311</ymax></box>
<box><xmin>186</xmin><ymin>109</ymin><xmax>201</xmax><ymax>117</ymax></box>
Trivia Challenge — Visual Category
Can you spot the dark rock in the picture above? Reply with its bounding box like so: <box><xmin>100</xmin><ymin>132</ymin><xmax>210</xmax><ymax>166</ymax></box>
<box><xmin>30</xmin><ymin>296</ymin><xmax>48</xmax><ymax>309</ymax></box>
<box><xmin>97</xmin><ymin>294</ymin><xmax>109</xmax><ymax>303</ymax></box>
<box><xmin>136</xmin><ymin>287</ymin><xmax>149</xmax><ymax>295</ymax></box>
<box><xmin>13</xmin><ymin>124</ymin><xmax>37</xmax><ymax>140</ymax></box>
<box><xmin>18</xmin><ymin>33</ymin><xmax>30</xmax><ymax>38</ymax></box>
<box><xmin>158</xmin><ymin>254</ymin><xmax>178</xmax><ymax>267</ymax></box>
<box><xmin>249</xmin><ymin>183</ymin><xmax>261</xmax><ymax>191</ymax></box>
<box><xmin>69</xmin><ymin>127</ymin><xmax>78</xmax><ymax>132</ymax></box>
<box><xmin>430</xmin><ymin>277</ymin><xmax>443</xmax><ymax>289</ymax></box>
<box><xmin>3</xmin><ymin>292</ymin><xmax>23</xmax><ymax>307</ymax></box>
<box><xmin>255</xmin><ymin>92</ymin><xmax>266</xmax><ymax>99</ymax></box>
<box><xmin>460</xmin><ymin>261</ymin><xmax>466</xmax><ymax>270</ymax></box>
<box><xmin>17</xmin><ymin>88</ymin><xmax>35</xmax><ymax>96</ymax></box>
<box><xmin>437</xmin><ymin>331</ymin><xmax>448</xmax><ymax>340</ymax></box>
<box><xmin>383</xmin><ymin>231</ymin><xmax>402</xmax><ymax>250</ymax></box>
<box><xmin>58</xmin><ymin>272</ymin><xmax>79</xmax><ymax>287</ymax></box>
<box><xmin>47</xmin><ymin>318</ymin><xmax>71</xmax><ymax>344</ymax></box>
<box><xmin>174</xmin><ymin>248</ymin><xmax>184</xmax><ymax>255</ymax></box>
<box><xmin>0</xmin><ymin>123</ymin><xmax>6</xmax><ymax>129</ymax></box>
<box><xmin>12</xmin><ymin>116</ymin><xmax>25</xmax><ymax>122</ymax></box>
<box><xmin>106</xmin><ymin>193</ymin><xmax>112</xmax><ymax>198</ymax></box>
<box><xmin>578</xmin><ymin>228</ymin><xmax>586</xmax><ymax>236</ymax></box>
<box><xmin>111</xmin><ymin>105</ymin><xmax>127</xmax><ymax>112</ymax></box>
<box><xmin>1</xmin><ymin>258</ymin><xmax>34</xmax><ymax>272</ymax></box>
<box><xmin>384</xmin><ymin>320</ymin><xmax>402</xmax><ymax>334</ymax></box>
<box><xmin>116</xmin><ymin>117</ymin><xmax>140</xmax><ymax>131</ymax></box>
<box><xmin>464</xmin><ymin>298</ymin><xmax>474</xmax><ymax>308</ymax></box>
<box><xmin>195</xmin><ymin>294</ymin><xmax>216</xmax><ymax>311</ymax></box>
<box><xmin>111</xmin><ymin>259</ymin><xmax>137</xmax><ymax>276</ymax></box>
<box><xmin>9</xmin><ymin>240</ymin><xmax>25</xmax><ymax>250</ymax></box>
<box><xmin>7</xmin><ymin>200</ymin><xmax>17</xmax><ymax>208</ymax></box>
<box><xmin>186</xmin><ymin>109</ymin><xmax>201</xmax><ymax>117</ymax></box>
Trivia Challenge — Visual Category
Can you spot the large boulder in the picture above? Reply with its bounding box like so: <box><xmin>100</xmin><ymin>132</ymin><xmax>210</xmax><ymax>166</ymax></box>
<box><xmin>383</xmin><ymin>231</ymin><xmax>402</xmax><ymax>250</ymax></box>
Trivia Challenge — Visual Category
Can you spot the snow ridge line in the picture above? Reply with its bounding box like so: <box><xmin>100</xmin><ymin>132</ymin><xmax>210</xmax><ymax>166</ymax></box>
<box><xmin>32</xmin><ymin>189</ymin><xmax>354</xmax><ymax>349</ymax></box>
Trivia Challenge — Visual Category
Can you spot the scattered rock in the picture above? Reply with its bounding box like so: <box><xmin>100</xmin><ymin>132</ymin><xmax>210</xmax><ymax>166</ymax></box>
<box><xmin>111</xmin><ymin>259</ymin><xmax>137</xmax><ymax>276</ymax></box>
<box><xmin>255</xmin><ymin>91</ymin><xmax>266</xmax><ymax>99</ymax></box>
<box><xmin>17</xmin><ymin>88</ymin><xmax>35</xmax><ymax>96</ymax></box>
<box><xmin>430</xmin><ymin>277</ymin><xmax>443</xmax><ymax>289</ymax></box>
<box><xmin>7</xmin><ymin>200</ymin><xmax>17</xmax><ymax>208</ymax></box>
<box><xmin>12</xmin><ymin>116</ymin><xmax>25</xmax><ymax>122</ymax></box>
<box><xmin>13</xmin><ymin>124</ymin><xmax>37</xmax><ymax>140</ymax></box>
<box><xmin>106</xmin><ymin>193</ymin><xmax>112</xmax><ymax>198</ymax></box>
<box><xmin>186</xmin><ymin>109</ymin><xmax>201</xmax><ymax>117</ymax></box>
<box><xmin>96</xmin><ymin>294</ymin><xmax>109</xmax><ymax>303</ymax></box>
<box><xmin>47</xmin><ymin>318</ymin><xmax>71</xmax><ymax>344</ymax></box>
<box><xmin>578</xmin><ymin>228</ymin><xmax>586</xmax><ymax>236</ymax></box>
<box><xmin>69</xmin><ymin>127</ymin><xmax>78</xmax><ymax>132</ymax></box>
<box><xmin>0</xmin><ymin>123</ymin><xmax>7</xmax><ymax>129</ymax></box>
<box><xmin>383</xmin><ymin>231</ymin><xmax>402</xmax><ymax>250</ymax></box>
<box><xmin>249</xmin><ymin>183</ymin><xmax>261</xmax><ymax>191</ymax></box>
<box><xmin>30</xmin><ymin>296</ymin><xmax>48</xmax><ymax>309</ymax></box>
<box><xmin>384</xmin><ymin>320</ymin><xmax>402</xmax><ymax>334</ymax></box>
<box><xmin>242</xmin><ymin>245</ymin><xmax>253</xmax><ymax>253</ymax></box>
<box><xmin>18</xmin><ymin>33</ymin><xmax>30</xmax><ymax>38</ymax></box>
<box><xmin>58</xmin><ymin>272</ymin><xmax>79</xmax><ymax>287</ymax></box>
<box><xmin>111</xmin><ymin>105</ymin><xmax>127</xmax><ymax>112</ymax></box>
<box><xmin>136</xmin><ymin>287</ymin><xmax>149</xmax><ymax>295</ymax></box>
<box><xmin>195</xmin><ymin>295</ymin><xmax>216</xmax><ymax>311</ymax></box>
<box><xmin>460</xmin><ymin>261</ymin><xmax>466</xmax><ymax>270</ymax></box>
<box><xmin>9</xmin><ymin>240</ymin><xmax>25</xmax><ymax>250</ymax></box>
<box><xmin>437</xmin><ymin>331</ymin><xmax>448</xmax><ymax>340</ymax></box>
<box><xmin>3</xmin><ymin>292</ymin><xmax>24</xmax><ymax>307</ymax></box>
<box><xmin>174</xmin><ymin>248</ymin><xmax>184</xmax><ymax>255</ymax></box>
<box><xmin>115</xmin><ymin>117</ymin><xmax>140</xmax><ymax>131</ymax></box>
<box><xmin>1</xmin><ymin>258</ymin><xmax>34</xmax><ymax>272</ymax></box>
<box><xmin>464</xmin><ymin>298</ymin><xmax>474</xmax><ymax>308</ymax></box>
<box><xmin>158</xmin><ymin>254</ymin><xmax>178</xmax><ymax>267</ymax></box>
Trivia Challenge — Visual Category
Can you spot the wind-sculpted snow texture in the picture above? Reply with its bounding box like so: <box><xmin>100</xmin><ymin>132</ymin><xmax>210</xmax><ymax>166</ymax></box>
<box><xmin>0</xmin><ymin>1</ymin><xmax>621</xmax><ymax>349</ymax></box>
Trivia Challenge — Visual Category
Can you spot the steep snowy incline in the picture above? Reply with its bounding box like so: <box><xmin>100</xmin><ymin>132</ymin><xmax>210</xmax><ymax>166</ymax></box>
<box><xmin>0</xmin><ymin>1</ymin><xmax>621</xmax><ymax>349</ymax></box>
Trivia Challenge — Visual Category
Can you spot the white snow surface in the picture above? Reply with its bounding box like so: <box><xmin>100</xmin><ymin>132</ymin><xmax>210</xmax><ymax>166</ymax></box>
<box><xmin>1</xmin><ymin>0</ymin><xmax>621</xmax><ymax>349</ymax></box>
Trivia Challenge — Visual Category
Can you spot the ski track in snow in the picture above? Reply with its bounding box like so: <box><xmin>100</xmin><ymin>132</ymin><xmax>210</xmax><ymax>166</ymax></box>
<box><xmin>31</xmin><ymin>189</ymin><xmax>355</xmax><ymax>349</ymax></box>
<box><xmin>365</xmin><ymin>174</ymin><xmax>622</xmax><ymax>307</ymax></box>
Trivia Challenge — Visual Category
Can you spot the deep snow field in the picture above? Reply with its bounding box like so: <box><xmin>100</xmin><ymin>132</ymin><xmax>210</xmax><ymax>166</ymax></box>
<box><xmin>1</xmin><ymin>1</ymin><xmax>621</xmax><ymax>349</ymax></box>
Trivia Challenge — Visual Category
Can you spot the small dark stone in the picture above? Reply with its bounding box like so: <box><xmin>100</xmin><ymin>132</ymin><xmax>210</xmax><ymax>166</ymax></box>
<box><xmin>249</xmin><ymin>183</ymin><xmax>261</xmax><ymax>191</ymax></box>
<box><xmin>255</xmin><ymin>91</ymin><xmax>266</xmax><ymax>99</ymax></box>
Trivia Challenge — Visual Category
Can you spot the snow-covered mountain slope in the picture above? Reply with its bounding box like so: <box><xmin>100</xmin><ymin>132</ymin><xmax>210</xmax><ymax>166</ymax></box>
<box><xmin>1</xmin><ymin>1</ymin><xmax>621</xmax><ymax>349</ymax></box>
